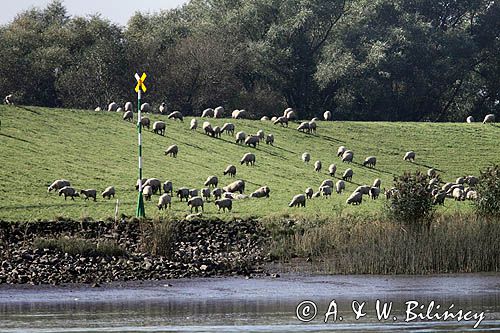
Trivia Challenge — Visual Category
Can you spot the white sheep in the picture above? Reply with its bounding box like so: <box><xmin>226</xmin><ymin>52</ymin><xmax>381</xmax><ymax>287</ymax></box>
<box><xmin>285</xmin><ymin>109</ymin><xmax>296</xmax><ymax>120</ymax></box>
<box><xmin>215</xmin><ymin>198</ymin><xmax>232</xmax><ymax>212</ymax></box>
<box><xmin>202</xmin><ymin>108</ymin><xmax>214</xmax><ymax>118</ymax></box>
<box><xmin>266</xmin><ymin>134</ymin><xmax>274</xmax><ymax>145</ymax></box>
<box><xmin>355</xmin><ymin>185</ymin><xmax>371</xmax><ymax>195</ymax></box>
<box><xmin>157</xmin><ymin>194</ymin><xmax>172</xmax><ymax>210</ymax></box>
<box><xmin>164</xmin><ymin>144</ymin><xmax>178</xmax><ymax>158</ymax></box>
<box><xmin>323</xmin><ymin>110</ymin><xmax>332</xmax><ymax>121</ymax></box>
<box><xmin>342</xmin><ymin>150</ymin><xmax>354</xmax><ymax>163</ymax></box>
<box><xmin>163</xmin><ymin>180</ymin><xmax>173</xmax><ymax>195</ymax></box>
<box><xmin>273</xmin><ymin>116</ymin><xmax>288</xmax><ymax>127</ymax></box>
<box><xmin>232</xmin><ymin>109</ymin><xmax>245</xmax><ymax>119</ymax></box>
<box><xmin>483</xmin><ymin>114</ymin><xmax>495</xmax><ymax>124</ymax></box>
<box><xmin>335</xmin><ymin>180</ymin><xmax>345</xmax><ymax>194</ymax></box>
<box><xmin>245</xmin><ymin>135</ymin><xmax>260</xmax><ymax>148</ymax></box>
<box><xmin>223</xmin><ymin>180</ymin><xmax>245</xmax><ymax>194</ymax></box>
<box><xmin>94</xmin><ymin>107</ymin><xmax>102</xmax><ymax>112</ymax></box>
<box><xmin>144</xmin><ymin>178</ymin><xmax>162</xmax><ymax>194</ymax></box>
<box><xmin>271</xmin><ymin>116</ymin><xmax>278</xmax><ymax>122</ymax></box>
<box><xmin>223</xmin><ymin>165</ymin><xmax>237</xmax><ymax>177</ymax></box>
<box><xmin>320</xmin><ymin>179</ymin><xmax>334</xmax><ymax>188</ymax></box>
<box><xmin>190</xmin><ymin>118</ymin><xmax>198</xmax><ymax>130</ymax></box>
<box><xmin>297</xmin><ymin>122</ymin><xmax>310</xmax><ymax>133</ymax></box>
<box><xmin>346</xmin><ymin>191</ymin><xmax>363</xmax><ymax>205</ymax></box>
<box><xmin>102</xmin><ymin>186</ymin><xmax>115</xmax><ymax>199</ymax></box>
<box><xmin>159</xmin><ymin>102</ymin><xmax>167</xmax><ymax>114</ymax></box>
<box><xmin>466</xmin><ymin>116</ymin><xmax>474</xmax><ymax>123</ymax></box>
<box><xmin>80</xmin><ymin>189</ymin><xmax>97</xmax><ymax>201</ymax></box>
<box><xmin>141</xmin><ymin>103</ymin><xmax>152</xmax><ymax>113</ymax></box>
<box><xmin>308</xmin><ymin>120</ymin><xmax>317</xmax><ymax>134</ymax></box>
<box><xmin>4</xmin><ymin>94</ymin><xmax>14</xmax><ymax>105</ymax></box>
<box><xmin>153</xmin><ymin>121</ymin><xmax>166</xmax><ymax>136</ymax></box>
<box><xmin>261</xmin><ymin>116</ymin><xmax>269</xmax><ymax>121</ymax></box>
<box><xmin>204</xmin><ymin>175</ymin><xmax>218</xmax><ymax>188</ymax></box>
<box><xmin>221</xmin><ymin>123</ymin><xmax>235</xmax><ymax>136</ymax></box>
<box><xmin>125</xmin><ymin>102</ymin><xmax>133</xmax><ymax>112</ymax></box>
<box><xmin>176</xmin><ymin>187</ymin><xmax>190</xmax><ymax>201</ymax></box>
<box><xmin>373</xmin><ymin>178</ymin><xmax>381</xmax><ymax>188</ymax></box>
<box><xmin>452</xmin><ymin>188</ymin><xmax>465</xmax><ymax>201</ymax></box>
<box><xmin>466</xmin><ymin>190</ymin><xmax>478</xmax><ymax>200</ymax></box>
<box><xmin>167</xmin><ymin>111</ymin><xmax>184</xmax><ymax>122</ymax></box>
<box><xmin>305</xmin><ymin>187</ymin><xmax>314</xmax><ymax>199</ymax></box>
<box><xmin>320</xmin><ymin>185</ymin><xmax>332</xmax><ymax>198</ymax></box>
<box><xmin>427</xmin><ymin>168</ymin><xmax>436</xmax><ymax>178</ymax></box>
<box><xmin>256</xmin><ymin>130</ymin><xmax>265</xmax><ymax>141</ymax></box>
<box><xmin>363</xmin><ymin>156</ymin><xmax>376</xmax><ymax>168</ymax></box>
<box><xmin>214</xmin><ymin>106</ymin><xmax>224</xmax><ymax>118</ymax></box>
<box><xmin>314</xmin><ymin>160</ymin><xmax>322</xmax><ymax>172</ymax></box>
<box><xmin>188</xmin><ymin>196</ymin><xmax>204</xmax><ymax>213</ymax></box>
<box><xmin>337</xmin><ymin>146</ymin><xmax>346</xmax><ymax>157</ymax></box>
<box><xmin>213</xmin><ymin>126</ymin><xmax>222</xmax><ymax>138</ymax></box>
<box><xmin>123</xmin><ymin>111</ymin><xmax>133</xmax><ymax>122</ymax></box>
<box><xmin>108</xmin><ymin>102</ymin><xmax>118</xmax><ymax>112</ymax></box>
<box><xmin>143</xmin><ymin>185</ymin><xmax>153</xmax><ymax>201</ymax></box>
<box><xmin>342</xmin><ymin>168</ymin><xmax>353</xmax><ymax>181</ymax></box>
<box><xmin>289</xmin><ymin>194</ymin><xmax>306</xmax><ymax>207</ymax></box>
<box><xmin>302</xmin><ymin>152</ymin><xmax>311</xmax><ymax>163</ymax></box>
<box><xmin>403</xmin><ymin>151</ymin><xmax>416</xmax><ymax>162</ymax></box>
<box><xmin>48</xmin><ymin>179</ymin><xmax>70</xmax><ymax>192</ymax></box>
<box><xmin>328</xmin><ymin>164</ymin><xmax>337</xmax><ymax>177</ymax></box>
<box><xmin>58</xmin><ymin>186</ymin><xmax>79</xmax><ymax>200</ymax></box>
<box><xmin>235</xmin><ymin>131</ymin><xmax>246</xmax><ymax>144</ymax></box>
<box><xmin>203</xmin><ymin>121</ymin><xmax>214</xmax><ymax>136</ymax></box>
<box><xmin>116</xmin><ymin>107</ymin><xmax>123</xmax><ymax>112</ymax></box>
<box><xmin>240</xmin><ymin>153</ymin><xmax>256</xmax><ymax>166</ymax></box>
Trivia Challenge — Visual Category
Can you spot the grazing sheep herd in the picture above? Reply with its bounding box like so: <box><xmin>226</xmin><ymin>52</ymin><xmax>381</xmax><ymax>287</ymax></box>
<box><xmin>41</xmin><ymin>102</ymin><xmax>496</xmax><ymax>216</ymax></box>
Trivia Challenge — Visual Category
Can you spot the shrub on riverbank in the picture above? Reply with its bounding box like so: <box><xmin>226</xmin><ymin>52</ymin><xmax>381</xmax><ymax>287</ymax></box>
<box><xmin>475</xmin><ymin>165</ymin><xmax>500</xmax><ymax>217</ymax></box>
<box><xmin>265</xmin><ymin>213</ymin><xmax>499</xmax><ymax>274</ymax></box>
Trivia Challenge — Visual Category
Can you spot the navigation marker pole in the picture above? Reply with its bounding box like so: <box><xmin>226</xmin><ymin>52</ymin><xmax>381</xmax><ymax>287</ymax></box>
<box><xmin>134</xmin><ymin>73</ymin><xmax>147</xmax><ymax>218</ymax></box>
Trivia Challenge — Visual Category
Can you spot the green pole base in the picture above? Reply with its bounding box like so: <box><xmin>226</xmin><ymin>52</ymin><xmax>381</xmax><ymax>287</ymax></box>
<box><xmin>136</xmin><ymin>191</ymin><xmax>146</xmax><ymax>218</ymax></box>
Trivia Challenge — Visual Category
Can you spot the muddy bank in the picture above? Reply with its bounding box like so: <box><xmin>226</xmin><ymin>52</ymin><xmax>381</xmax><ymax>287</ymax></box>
<box><xmin>0</xmin><ymin>218</ymin><xmax>269</xmax><ymax>285</ymax></box>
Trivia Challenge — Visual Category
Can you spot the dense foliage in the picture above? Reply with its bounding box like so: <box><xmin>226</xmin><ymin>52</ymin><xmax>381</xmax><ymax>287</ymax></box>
<box><xmin>0</xmin><ymin>0</ymin><xmax>498</xmax><ymax>120</ymax></box>
<box><xmin>475</xmin><ymin>164</ymin><xmax>500</xmax><ymax>217</ymax></box>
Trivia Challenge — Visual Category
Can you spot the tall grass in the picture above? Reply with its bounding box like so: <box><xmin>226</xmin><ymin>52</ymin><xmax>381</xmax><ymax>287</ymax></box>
<box><xmin>265</xmin><ymin>213</ymin><xmax>500</xmax><ymax>274</ymax></box>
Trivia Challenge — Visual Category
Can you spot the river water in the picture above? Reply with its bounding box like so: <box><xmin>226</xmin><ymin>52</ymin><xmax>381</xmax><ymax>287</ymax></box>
<box><xmin>0</xmin><ymin>273</ymin><xmax>498</xmax><ymax>332</ymax></box>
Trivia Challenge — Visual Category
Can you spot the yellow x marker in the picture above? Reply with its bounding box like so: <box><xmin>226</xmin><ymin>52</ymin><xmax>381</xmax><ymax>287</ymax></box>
<box><xmin>135</xmin><ymin>73</ymin><xmax>147</xmax><ymax>93</ymax></box>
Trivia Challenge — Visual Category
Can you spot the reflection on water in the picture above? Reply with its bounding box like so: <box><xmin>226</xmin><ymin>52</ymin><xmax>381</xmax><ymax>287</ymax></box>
<box><xmin>0</xmin><ymin>274</ymin><xmax>499</xmax><ymax>332</ymax></box>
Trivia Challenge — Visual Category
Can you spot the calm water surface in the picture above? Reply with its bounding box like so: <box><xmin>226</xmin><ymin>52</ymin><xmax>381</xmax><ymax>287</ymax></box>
<box><xmin>0</xmin><ymin>273</ymin><xmax>498</xmax><ymax>332</ymax></box>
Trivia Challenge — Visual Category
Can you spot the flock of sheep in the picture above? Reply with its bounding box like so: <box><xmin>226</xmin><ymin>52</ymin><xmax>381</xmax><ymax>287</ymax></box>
<box><xmin>44</xmin><ymin>101</ymin><xmax>496</xmax><ymax>215</ymax></box>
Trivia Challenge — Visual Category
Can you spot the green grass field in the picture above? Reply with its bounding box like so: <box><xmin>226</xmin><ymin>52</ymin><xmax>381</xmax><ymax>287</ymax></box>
<box><xmin>1</xmin><ymin>105</ymin><xmax>499</xmax><ymax>221</ymax></box>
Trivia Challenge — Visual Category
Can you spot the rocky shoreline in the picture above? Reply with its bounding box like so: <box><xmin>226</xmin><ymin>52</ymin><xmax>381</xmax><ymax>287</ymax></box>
<box><xmin>0</xmin><ymin>218</ymin><xmax>269</xmax><ymax>285</ymax></box>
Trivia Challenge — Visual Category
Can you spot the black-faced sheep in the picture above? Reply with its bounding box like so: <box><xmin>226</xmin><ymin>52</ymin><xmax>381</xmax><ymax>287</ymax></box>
<box><xmin>369</xmin><ymin>187</ymin><xmax>380</xmax><ymax>200</ymax></box>
<box><xmin>302</xmin><ymin>152</ymin><xmax>311</xmax><ymax>163</ymax></box>
<box><xmin>335</xmin><ymin>180</ymin><xmax>345</xmax><ymax>194</ymax></box>
<box><xmin>273</xmin><ymin>116</ymin><xmax>288</xmax><ymax>127</ymax></box>
<box><xmin>212</xmin><ymin>188</ymin><xmax>223</xmax><ymax>200</ymax></box>
<box><xmin>342</xmin><ymin>150</ymin><xmax>354</xmax><ymax>163</ymax></box>
<box><xmin>320</xmin><ymin>179</ymin><xmax>334</xmax><ymax>189</ymax></box>
<box><xmin>159</xmin><ymin>102</ymin><xmax>167</xmax><ymax>114</ymax></box>
<box><xmin>235</xmin><ymin>131</ymin><xmax>246</xmax><ymax>144</ymax></box>
<box><xmin>223</xmin><ymin>165</ymin><xmax>237</xmax><ymax>177</ymax></box>
<box><xmin>153</xmin><ymin>121</ymin><xmax>166</xmax><ymax>136</ymax></box>
<box><xmin>305</xmin><ymin>187</ymin><xmax>313</xmax><ymax>199</ymax></box>
<box><xmin>266</xmin><ymin>134</ymin><xmax>274</xmax><ymax>145</ymax></box>
<box><xmin>144</xmin><ymin>178</ymin><xmax>162</xmax><ymax>194</ymax></box>
<box><xmin>164</xmin><ymin>144</ymin><xmax>178</xmax><ymax>158</ymax></box>
<box><xmin>328</xmin><ymin>164</ymin><xmax>336</xmax><ymax>177</ymax></box>
<box><xmin>141</xmin><ymin>103</ymin><xmax>152</xmax><ymax>113</ymax></box>
<box><xmin>337</xmin><ymin>146</ymin><xmax>347</xmax><ymax>157</ymax></box>
<box><xmin>188</xmin><ymin>196</ymin><xmax>204</xmax><ymax>213</ymax></box>
<box><xmin>289</xmin><ymin>194</ymin><xmax>306</xmax><ymax>207</ymax></box>
<box><xmin>176</xmin><ymin>187</ymin><xmax>190</xmax><ymax>201</ymax></box>
<box><xmin>143</xmin><ymin>185</ymin><xmax>153</xmax><ymax>201</ymax></box>
<box><xmin>102</xmin><ymin>186</ymin><xmax>115</xmax><ymax>199</ymax></box>
<box><xmin>403</xmin><ymin>151</ymin><xmax>415</xmax><ymax>162</ymax></box>
<box><xmin>213</xmin><ymin>126</ymin><xmax>222</xmax><ymax>138</ymax></box>
<box><xmin>342</xmin><ymin>168</ymin><xmax>353</xmax><ymax>181</ymax></box>
<box><xmin>308</xmin><ymin>120</ymin><xmax>317</xmax><ymax>134</ymax></box>
<box><xmin>346</xmin><ymin>191</ymin><xmax>363</xmax><ymax>205</ymax></box>
<box><xmin>167</xmin><ymin>111</ymin><xmax>184</xmax><ymax>121</ymax></box>
<box><xmin>240</xmin><ymin>153</ymin><xmax>256</xmax><ymax>166</ymax></box>
<box><xmin>483</xmin><ymin>114</ymin><xmax>495</xmax><ymax>124</ymax></box>
<box><xmin>48</xmin><ymin>179</ymin><xmax>70</xmax><ymax>192</ymax></box>
<box><xmin>201</xmin><ymin>188</ymin><xmax>211</xmax><ymax>201</ymax></box>
<box><xmin>245</xmin><ymin>135</ymin><xmax>260</xmax><ymax>148</ymax></box>
<box><xmin>189</xmin><ymin>189</ymin><xmax>199</xmax><ymax>198</ymax></box>
<box><xmin>140</xmin><ymin>117</ymin><xmax>150</xmax><ymax>129</ymax></box>
<box><xmin>214</xmin><ymin>106</ymin><xmax>224</xmax><ymax>118</ymax></box>
<box><xmin>157</xmin><ymin>194</ymin><xmax>171</xmax><ymax>210</ymax></box>
<box><xmin>80</xmin><ymin>189</ymin><xmax>97</xmax><ymax>201</ymax></box>
<box><xmin>202</xmin><ymin>108</ymin><xmax>214</xmax><ymax>118</ymax></box>
<box><xmin>58</xmin><ymin>186</ymin><xmax>79</xmax><ymax>200</ymax></box>
<box><xmin>223</xmin><ymin>180</ymin><xmax>245</xmax><ymax>194</ymax></box>
<box><xmin>215</xmin><ymin>198</ymin><xmax>232</xmax><ymax>212</ymax></box>
<box><xmin>125</xmin><ymin>102</ymin><xmax>133</xmax><ymax>112</ymax></box>
<box><xmin>108</xmin><ymin>102</ymin><xmax>118</xmax><ymax>112</ymax></box>
<box><xmin>363</xmin><ymin>156</ymin><xmax>376</xmax><ymax>168</ymax></box>
<box><xmin>123</xmin><ymin>111</ymin><xmax>133</xmax><ymax>122</ymax></box>
<box><xmin>221</xmin><ymin>123</ymin><xmax>235</xmax><ymax>136</ymax></box>
<box><xmin>373</xmin><ymin>178</ymin><xmax>381</xmax><ymax>188</ymax></box>
<box><xmin>297</xmin><ymin>122</ymin><xmax>310</xmax><ymax>133</ymax></box>
<box><xmin>204</xmin><ymin>175</ymin><xmax>218</xmax><ymax>188</ymax></box>
<box><xmin>163</xmin><ymin>180</ymin><xmax>173</xmax><ymax>195</ymax></box>
<box><xmin>232</xmin><ymin>109</ymin><xmax>245</xmax><ymax>119</ymax></box>
<box><xmin>190</xmin><ymin>118</ymin><xmax>198</xmax><ymax>130</ymax></box>
<box><xmin>323</xmin><ymin>110</ymin><xmax>332</xmax><ymax>121</ymax></box>
<box><xmin>320</xmin><ymin>185</ymin><xmax>332</xmax><ymax>198</ymax></box>
<box><xmin>203</xmin><ymin>121</ymin><xmax>214</xmax><ymax>136</ymax></box>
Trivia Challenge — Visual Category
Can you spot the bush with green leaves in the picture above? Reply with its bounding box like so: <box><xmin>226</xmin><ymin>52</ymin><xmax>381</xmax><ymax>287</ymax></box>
<box><xmin>387</xmin><ymin>171</ymin><xmax>435</xmax><ymax>229</ymax></box>
<box><xmin>474</xmin><ymin>165</ymin><xmax>500</xmax><ymax>217</ymax></box>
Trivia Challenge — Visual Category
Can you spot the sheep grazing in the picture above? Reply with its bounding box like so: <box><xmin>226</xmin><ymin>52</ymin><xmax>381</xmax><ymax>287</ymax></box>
<box><xmin>403</xmin><ymin>151</ymin><xmax>416</xmax><ymax>162</ymax></box>
<box><xmin>141</xmin><ymin>103</ymin><xmax>152</xmax><ymax>113</ymax></box>
<box><xmin>261</xmin><ymin>116</ymin><xmax>269</xmax><ymax>121</ymax></box>
<box><xmin>466</xmin><ymin>190</ymin><xmax>478</xmax><ymax>200</ymax></box>
<box><xmin>232</xmin><ymin>109</ymin><xmax>245</xmax><ymax>119</ymax></box>
<box><xmin>266</xmin><ymin>134</ymin><xmax>274</xmax><ymax>145</ymax></box>
<box><xmin>256</xmin><ymin>130</ymin><xmax>265</xmax><ymax>141</ymax></box>
<box><xmin>202</xmin><ymin>108</ymin><xmax>214</xmax><ymax>118</ymax></box>
<box><xmin>320</xmin><ymin>185</ymin><xmax>332</xmax><ymax>198</ymax></box>
<box><xmin>273</xmin><ymin>116</ymin><xmax>288</xmax><ymax>127</ymax></box>
<box><xmin>189</xmin><ymin>189</ymin><xmax>199</xmax><ymax>198</ymax></box>
<box><xmin>135</xmin><ymin>178</ymin><xmax>147</xmax><ymax>191</ymax></box>
<box><xmin>203</xmin><ymin>121</ymin><xmax>214</xmax><ymax>136</ymax></box>
<box><xmin>323</xmin><ymin>110</ymin><xmax>332</xmax><ymax>121</ymax></box>
<box><xmin>302</xmin><ymin>152</ymin><xmax>311</xmax><ymax>163</ymax></box>
<box><xmin>235</xmin><ymin>131</ymin><xmax>246</xmax><ymax>144</ymax></box>
<box><xmin>219</xmin><ymin>165</ymin><xmax>236</xmax><ymax>179</ymax></box>
<box><xmin>483</xmin><ymin>114</ymin><xmax>495</xmax><ymax>124</ymax></box>
<box><xmin>308</xmin><ymin>120</ymin><xmax>317</xmax><ymax>134</ymax></box>
<box><xmin>250</xmin><ymin>186</ymin><xmax>270</xmax><ymax>198</ymax></box>
<box><xmin>143</xmin><ymin>185</ymin><xmax>153</xmax><ymax>201</ymax></box>
<box><xmin>58</xmin><ymin>186</ymin><xmax>79</xmax><ymax>200</ymax></box>
<box><xmin>125</xmin><ymin>102</ymin><xmax>133</xmax><ymax>112</ymax></box>
<box><xmin>223</xmin><ymin>180</ymin><xmax>245</xmax><ymax>194</ymax></box>
<box><xmin>285</xmin><ymin>108</ymin><xmax>296</xmax><ymax>120</ymax></box>
<box><xmin>102</xmin><ymin>186</ymin><xmax>115</xmax><ymax>199</ymax></box>
<box><xmin>48</xmin><ymin>179</ymin><xmax>70</xmax><ymax>192</ymax></box>
<box><xmin>4</xmin><ymin>94</ymin><xmax>14</xmax><ymax>105</ymax></box>
<box><xmin>140</xmin><ymin>117</ymin><xmax>150</xmax><ymax>129</ymax></box>
<box><xmin>153</xmin><ymin>121</ymin><xmax>166</xmax><ymax>136</ymax></box>
<box><xmin>116</xmin><ymin>107</ymin><xmax>123</xmax><ymax>112</ymax></box>
<box><xmin>94</xmin><ymin>107</ymin><xmax>101</xmax><ymax>112</ymax></box>
<box><xmin>190</xmin><ymin>118</ymin><xmax>198</xmax><ymax>130</ymax></box>
<box><xmin>164</xmin><ymin>144</ymin><xmax>179</xmax><ymax>158</ymax></box>
<box><xmin>466</xmin><ymin>116</ymin><xmax>474</xmax><ymax>123</ymax></box>
<box><xmin>212</xmin><ymin>188</ymin><xmax>223</xmax><ymax>200</ymax></box>
<box><xmin>167</xmin><ymin>111</ymin><xmax>184</xmax><ymax>122</ymax></box>
<box><xmin>201</xmin><ymin>188</ymin><xmax>211</xmax><ymax>201</ymax></box>
<box><xmin>342</xmin><ymin>168</ymin><xmax>353</xmax><ymax>181</ymax></box>
<box><xmin>188</xmin><ymin>196</ymin><xmax>204</xmax><ymax>213</ymax></box>
<box><xmin>221</xmin><ymin>123</ymin><xmax>235</xmax><ymax>136</ymax></box>
<box><xmin>363</xmin><ymin>156</ymin><xmax>377</xmax><ymax>168</ymax></box>
<box><xmin>289</xmin><ymin>194</ymin><xmax>306</xmax><ymax>207</ymax></box>
<box><xmin>240</xmin><ymin>152</ymin><xmax>256</xmax><ymax>166</ymax></box>
<box><xmin>346</xmin><ymin>191</ymin><xmax>363</xmax><ymax>205</ymax></box>
<box><xmin>107</xmin><ymin>102</ymin><xmax>117</xmax><ymax>112</ymax></box>
<box><xmin>466</xmin><ymin>175</ymin><xmax>479</xmax><ymax>187</ymax></box>
<box><xmin>245</xmin><ymin>135</ymin><xmax>260</xmax><ymax>148</ymax></box>
<box><xmin>305</xmin><ymin>187</ymin><xmax>314</xmax><ymax>199</ymax></box>
<box><xmin>314</xmin><ymin>160</ymin><xmax>322</xmax><ymax>172</ymax></box>
<box><xmin>215</xmin><ymin>198</ymin><xmax>232</xmax><ymax>212</ymax></box>
<box><xmin>342</xmin><ymin>150</ymin><xmax>354</xmax><ymax>163</ymax></box>
<box><xmin>337</xmin><ymin>146</ymin><xmax>346</xmax><ymax>157</ymax></box>
<box><xmin>144</xmin><ymin>178</ymin><xmax>162</xmax><ymax>194</ymax></box>
<box><xmin>373</xmin><ymin>178</ymin><xmax>381</xmax><ymax>188</ymax></box>
<box><xmin>453</xmin><ymin>188</ymin><xmax>465</xmax><ymax>201</ymax></box>
<box><xmin>163</xmin><ymin>180</ymin><xmax>173</xmax><ymax>195</ymax></box>
<box><xmin>158</xmin><ymin>102</ymin><xmax>167</xmax><ymax>114</ymax></box>
<box><xmin>370</xmin><ymin>187</ymin><xmax>380</xmax><ymax>200</ymax></box>
<box><xmin>355</xmin><ymin>185</ymin><xmax>371</xmax><ymax>195</ymax></box>
<box><xmin>320</xmin><ymin>179</ymin><xmax>334</xmax><ymax>188</ymax></box>
<box><xmin>123</xmin><ymin>111</ymin><xmax>133</xmax><ymax>122</ymax></box>
<box><xmin>204</xmin><ymin>175</ymin><xmax>218</xmax><ymax>188</ymax></box>
<box><xmin>214</xmin><ymin>106</ymin><xmax>224</xmax><ymax>118</ymax></box>
<box><xmin>176</xmin><ymin>187</ymin><xmax>190</xmax><ymax>201</ymax></box>
<box><xmin>427</xmin><ymin>168</ymin><xmax>437</xmax><ymax>178</ymax></box>
<box><xmin>80</xmin><ymin>189</ymin><xmax>97</xmax><ymax>201</ymax></box>
<box><xmin>335</xmin><ymin>180</ymin><xmax>345</xmax><ymax>194</ymax></box>
<box><xmin>433</xmin><ymin>191</ymin><xmax>446</xmax><ymax>205</ymax></box>
<box><xmin>157</xmin><ymin>194</ymin><xmax>172</xmax><ymax>210</ymax></box>
<box><xmin>297</xmin><ymin>122</ymin><xmax>310</xmax><ymax>133</ymax></box>
<box><xmin>213</xmin><ymin>126</ymin><xmax>222</xmax><ymax>138</ymax></box>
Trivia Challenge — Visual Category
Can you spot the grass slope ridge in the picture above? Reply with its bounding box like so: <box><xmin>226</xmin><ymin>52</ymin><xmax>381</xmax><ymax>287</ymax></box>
<box><xmin>1</xmin><ymin>105</ymin><xmax>499</xmax><ymax>221</ymax></box>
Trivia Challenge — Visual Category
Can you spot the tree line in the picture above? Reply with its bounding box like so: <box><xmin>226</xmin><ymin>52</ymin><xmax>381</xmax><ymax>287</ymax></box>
<box><xmin>0</xmin><ymin>0</ymin><xmax>498</xmax><ymax>121</ymax></box>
